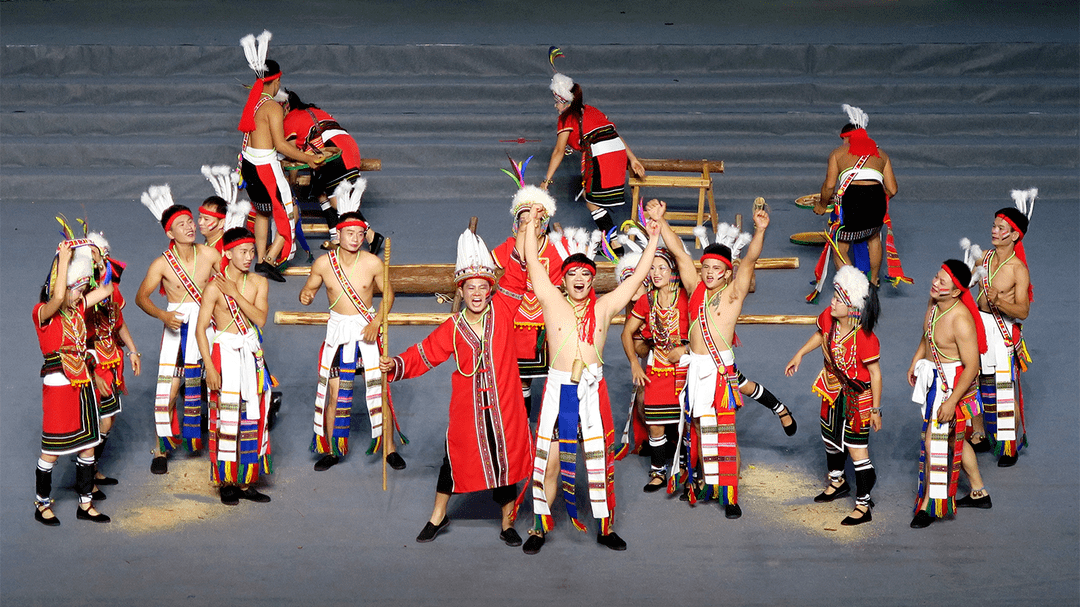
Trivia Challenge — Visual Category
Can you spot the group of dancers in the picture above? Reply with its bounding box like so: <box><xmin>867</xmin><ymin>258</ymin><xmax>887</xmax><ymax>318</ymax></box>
<box><xmin>31</xmin><ymin>34</ymin><xmax>1035</xmax><ymax>551</ymax></box>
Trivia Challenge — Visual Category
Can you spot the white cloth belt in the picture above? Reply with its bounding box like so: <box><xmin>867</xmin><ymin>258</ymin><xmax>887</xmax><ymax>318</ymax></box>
<box><xmin>313</xmin><ymin>310</ymin><xmax>383</xmax><ymax>441</ymax></box>
<box><xmin>214</xmin><ymin>328</ymin><xmax>263</xmax><ymax>420</ymax></box>
<box><xmin>911</xmin><ymin>358</ymin><xmax>961</xmax><ymax>420</ymax></box>
<box><xmin>682</xmin><ymin>348</ymin><xmax>733</xmax><ymax>417</ymax></box>
<box><xmin>980</xmin><ymin>311</ymin><xmax>1016</xmax><ymax>372</ymax></box>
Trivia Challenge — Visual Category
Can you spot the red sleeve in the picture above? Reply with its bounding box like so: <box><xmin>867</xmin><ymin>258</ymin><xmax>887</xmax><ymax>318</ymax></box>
<box><xmin>490</xmin><ymin>238</ymin><xmax>515</xmax><ymax>270</ymax></box>
<box><xmin>859</xmin><ymin>331</ymin><xmax>881</xmax><ymax>365</ymax></box>
<box><xmin>282</xmin><ymin>111</ymin><xmax>307</xmax><ymax>147</ymax></box>
<box><xmin>392</xmin><ymin>319</ymin><xmax>456</xmax><ymax>381</ymax></box>
<box><xmin>631</xmin><ymin>295</ymin><xmax>649</xmax><ymax>321</ymax></box>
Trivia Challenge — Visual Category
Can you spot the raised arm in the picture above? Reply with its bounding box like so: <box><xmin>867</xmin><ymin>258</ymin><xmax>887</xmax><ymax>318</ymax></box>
<box><xmin>523</xmin><ymin>203</ymin><xmax>565</xmax><ymax>309</ymax></box>
<box><xmin>599</xmin><ymin>219</ymin><xmax>660</xmax><ymax>319</ymax></box>
<box><xmin>84</xmin><ymin>283</ymin><xmax>114</xmax><ymax>308</ymax></box>
<box><xmin>646</xmin><ymin>199</ymin><xmax>699</xmax><ymax>292</ymax></box>
<box><xmin>37</xmin><ymin>245</ymin><xmax>72</xmax><ymax>325</ymax></box>
<box><xmin>732</xmin><ymin>208</ymin><xmax>769</xmax><ymax>300</ymax></box>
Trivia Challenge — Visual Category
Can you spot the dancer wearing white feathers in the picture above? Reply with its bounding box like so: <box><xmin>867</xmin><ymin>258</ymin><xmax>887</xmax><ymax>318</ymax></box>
<box><xmin>648</xmin><ymin>198</ymin><xmax>771</xmax><ymax>519</ymax></box>
<box><xmin>969</xmin><ymin>189</ymin><xmax>1035</xmax><ymax>467</ymax></box>
<box><xmin>299</xmin><ymin>179</ymin><xmax>405</xmax><ymax>472</ymax></box>
<box><xmin>236</xmin><ymin>30</ymin><xmax>328</xmax><ymax>282</ymax></box>
<box><xmin>199</xmin><ymin>165</ymin><xmax>241</xmax><ymax>255</ymax></box>
<box><xmin>520</xmin><ymin>202</ymin><xmax>662</xmax><ymax>555</ymax></box>
<box><xmin>135</xmin><ymin>185</ymin><xmax>221</xmax><ymax>475</ymax></box>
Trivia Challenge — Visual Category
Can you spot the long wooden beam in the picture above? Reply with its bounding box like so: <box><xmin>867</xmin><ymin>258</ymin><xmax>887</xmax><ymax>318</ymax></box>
<box><xmin>282</xmin><ymin>257</ymin><xmax>798</xmax><ymax>293</ymax></box>
<box><xmin>636</xmin><ymin>158</ymin><xmax>724</xmax><ymax>173</ymax></box>
<box><xmin>276</xmin><ymin>311</ymin><xmax>816</xmax><ymax>326</ymax></box>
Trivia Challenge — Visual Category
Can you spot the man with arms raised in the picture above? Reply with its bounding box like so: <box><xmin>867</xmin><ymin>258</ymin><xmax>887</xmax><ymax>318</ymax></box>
<box><xmin>521</xmin><ymin>204</ymin><xmax>661</xmax><ymax>554</ymax></box>
<box><xmin>136</xmin><ymin>186</ymin><xmax>221</xmax><ymax>474</ymax></box>
<box><xmin>299</xmin><ymin>179</ymin><xmax>404</xmax><ymax>472</ymax></box>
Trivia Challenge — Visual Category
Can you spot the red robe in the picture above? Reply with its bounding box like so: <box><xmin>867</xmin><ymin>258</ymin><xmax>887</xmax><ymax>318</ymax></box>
<box><xmin>490</xmin><ymin>235</ymin><xmax>563</xmax><ymax>361</ymax></box>
<box><xmin>389</xmin><ymin>267</ymin><xmax>531</xmax><ymax>493</ymax></box>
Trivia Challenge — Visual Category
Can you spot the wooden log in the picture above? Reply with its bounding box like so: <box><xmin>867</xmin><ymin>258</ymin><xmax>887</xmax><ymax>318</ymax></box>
<box><xmin>637</xmin><ymin>158</ymin><xmax>724</xmax><ymax>173</ymax></box>
<box><xmin>275</xmin><ymin>310</ymin><xmax>816</xmax><ymax>326</ymax></box>
<box><xmin>281</xmin><ymin>257</ymin><xmax>800</xmax><ymax>293</ymax></box>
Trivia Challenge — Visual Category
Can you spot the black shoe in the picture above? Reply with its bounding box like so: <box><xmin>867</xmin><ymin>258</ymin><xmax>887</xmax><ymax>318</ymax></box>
<box><xmin>95</xmin><ymin>476</ymin><xmax>119</xmax><ymax>486</ymax></box>
<box><xmin>150</xmin><ymin>456</ymin><xmax>168</xmax><ymax>475</ymax></box>
<box><xmin>220</xmin><ymin>485</ymin><xmax>240</xmax><ymax>506</ymax></box>
<box><xmin>779</xmin><ymin>409</ymin><xmax>798</xmax><ymax>436</ymax></box>
<box><xmin>597</xmin><ymin>532</ymin><xmax>627</xmax><ymax>551</ymax></box>
<box><xmin>416</xmin><ymin>516</ymin><xmax>449</xmax><ymax>543</ymax></box>
<box><xmin>255</xmin><ymin>262</ymin><xmax>286</xmax><ymax>283</ymax></box>
<box><xmin>909</xmin><ymin>510</ymin><xmax>934</xmax><ymax>529</ymax></box>
<box><xmin>813</xmin><ymin>480</ymin><xmax>851</xmax><ymax>503</ymax></box>
<box><xmin>239</xmin><ymin>487</ymin><xmax>271</xmax><ymax>503</ymax></box>
<box><xmin>522</xmin><ymin>533</ymin><xmax>545</xmax><ymax>555</ymax></box>
<box><xmin>35</xmin><ymin>507</ymin><xmax>60</xmax><ymax>527</ymax></box>
<box><xmin>724</xmin><ymin>503</ymin><xmax>742</xmax><ymax>519</ymax></box>
<box><xmin>997</xmin><ymin>454</ymin><xmax>1018</xmax><ymax>467</ymax></box>
<box><xmin>314</xmin><ymin>454</ymin><xmax>340</xmax><ymax>471</ymax></box>
<box><xmin>841</xmin><ymin>506</ymin><xmax>872</xmax><ymax>526</ymax></box>
<box><xmin>499</xmin><ymin>528</ymin><xmax>523</xmax><ymax>547</ymax></box>
<box><xmin>643</xmin><ymin>472</ymin><xmax>667</xmax><ymax>493</ymax></box>
<box><xmin>956</xmin><ymin>492</ymin><xmax>993</xmax><ymax>509</ymax></box>
<box><xmin>386</xmin><ymin>452</ymin><xmax>407</xmax><ymax>470</ymax></box>
<box><xmin>369</xmin><ymin>232</ymin><xmax>385</xmax><ymax>255</ymax></box>
<box><xmin>969</xmin><ymin>437</ymin><xmax>992</xmax><ymax>453</ymax></box>
<box><xmin>76</xmin><ymin>506</ymin><xmax>110</xmax><ymax>523</ymax></box>
<box><xmin>91</xmin><ymin>489</ymin><xmax>107</xmax><ymax>501</ymax></box>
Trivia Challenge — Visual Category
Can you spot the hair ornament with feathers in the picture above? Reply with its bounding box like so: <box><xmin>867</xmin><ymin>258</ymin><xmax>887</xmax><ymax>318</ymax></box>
<box><xmin>548</xmin><ymin>47</ymin><xmax>573</xmax><ymax>103</ymax></box>
<box><xmin>224</xmin><ymin>198</ymin><xmax>253</xmax><ymax>232</ymax></box>
<box><xmin>694</xmin><ymin>223</ymin><xmax>751</xmax><ymax>259</ymax></box>
<box><xmin>333</xmin><ymin>178</ymin><xmax>368</xmax><ymax>216</ymax></box>
<box><xmin>140</xmin><ymin>184</ymin><xmax>175</xmax><ymax>222</ymax></box>
<box><xmin>1010</xmin><ymin>187</ymin><xmax>1037</xmax><ymax>220</ymax></box>
<box><xmin>202</xmin><ymin>164</ymin><xmax>239</xmax><ymax>207</ymax></box>
<box><xmin>842</xmin><ymin>103</ymin><xmax>868</xmax><ymax>130</ymax></box>
<box><xmin>238</xmin><ymin>30</ymin><xmax>280</xmax><ymax>133</ymax></box>
<box><xmin>241</xmin><ymin>30</ymin><xmax>273</xmax><ymax>78</ymax></box>
<box><xmin>505</xmin><ymin>154</ymin><xmax>556</xmax><ymax>231</ymax></box>
<box><xmin>454</xmin><ymin>229</ymin><xmax>496</xmax><ymax>286</ymax></box>
<box><xmin>958</xmin><ymin>237</ymin><xmax>987</xmax><ymax>287</ymax></box>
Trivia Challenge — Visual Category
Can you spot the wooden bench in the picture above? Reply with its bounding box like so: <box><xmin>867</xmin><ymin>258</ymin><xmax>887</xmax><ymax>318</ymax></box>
<box><xmin>629</xmin><ymin>158</ymin><xmax>723</xmax><ymax>246</ymax></box>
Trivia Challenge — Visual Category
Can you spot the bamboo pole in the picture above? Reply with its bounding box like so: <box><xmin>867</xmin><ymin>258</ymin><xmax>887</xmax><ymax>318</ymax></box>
<box><xmin>276</xmin><ymin>310</ymin><xmax>817</xmax><ymax>326</ymax></box>
<box><xmin>381</xmin><ymin>237</ymin><xmax>391</xmax><ymax>491</ymax></box>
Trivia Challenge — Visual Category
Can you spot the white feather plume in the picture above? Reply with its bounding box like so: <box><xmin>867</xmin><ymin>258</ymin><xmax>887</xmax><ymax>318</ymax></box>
<box><xmin>1010</xmin><ymin>187</ymin><xmax>1037</xmax><ymax>219</ymax></box>
<box><xmin>549</xmin><ymin>229</ymin><xmax>568</xmax><ymax>259</ymax></box>
<box><xmin>224</xmin><ymin>198</ymin><xmax>252</xmax><ymax>232</ymax></box>
<box><xmin>959</xmin><ymin>237</ymin><xmax>985</xmax><ymax>287</ymax></box>
<box><xmin>842</xmin><ymin>103</ymin><xmax>868</xmax><ymax>129</ymax></box>
<box><xmin>333</xmin><ymin>177</ymin><xmax>368</xmax><ymax>216</ymax></box>
<box><xmin>731</xmin><ymin>232</ymin><xmax>753</xmax><ymax>259</ymax></box>
<box><xmin>586</xmin><ymin>229</ymin><xmax>602</xmax><ymax>260</ymax></box>
<box><xmin>140</xmin><ymin>184</ymin><xmax>174</xmax><ymax>221</ymax></box>
<box><xmin>201</xmin><ymin>164</ymin><xmax>238</xmax><ymax>206</ymax></box>
<box><xmin>240</xmin><ymin>30</ymin><xmax>272</xmax><ymax>76</ymax></box>
<box><xmin>692</xmin><ymin>225</ymin><xmax>711</xmax><ymax>249</ymax></box>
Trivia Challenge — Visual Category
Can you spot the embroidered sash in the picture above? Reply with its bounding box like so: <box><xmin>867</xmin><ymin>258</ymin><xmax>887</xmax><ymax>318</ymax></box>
<box><xmin>153</xmin><ymin>299</ymin><xmax>203</xmax><ymax>451</ymax></box>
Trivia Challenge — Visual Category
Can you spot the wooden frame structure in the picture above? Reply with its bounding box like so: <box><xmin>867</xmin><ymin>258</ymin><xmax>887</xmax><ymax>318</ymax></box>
<box><xmin>629</xmin><ymin>158</ymin><xmax>723</xmax><ymax>246</ymax></box>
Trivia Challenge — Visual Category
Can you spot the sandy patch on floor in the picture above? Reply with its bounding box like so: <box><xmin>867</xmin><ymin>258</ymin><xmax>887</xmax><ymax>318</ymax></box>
<box><xmin>740</xmin><ymin>463</ymin><xmax>881</xmax><ymax>542</ymax></box>
<box><xmin>110</xmin><ymin>457</ymin><xmax>226</xmax><ymax>535</ymax></box>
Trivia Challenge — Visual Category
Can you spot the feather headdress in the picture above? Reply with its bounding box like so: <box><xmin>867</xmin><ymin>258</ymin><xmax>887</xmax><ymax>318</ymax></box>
<box><xmin>1010</xmin><ymin>187</ymin><xmax>1037</xmax><ymax>220</ymax></box>
<box><xmin>334</xmin><ymin>178</ymin><xmax>368</xmax><ymax>216</ymax></box>
<box><xmin>240</xmin><ymin>30</ymin><xmax>272</xmax><ymax>77</ymax></box>
<box><xmin>958</xmin><ymin>237</ymin><xmax>987</xmax><ymax>287</ymax></box>
<box><xmin>694</xmin><ymin>223</ymin><xmax>751</xmax><ymax>259</ymax></box>
<box><xmin>224</xmin><ymin>198</ymin><xmax>253</xmax><ymax>232</ymax></box>
<box><xmin>454</xmin><ymin>229</ymin><xmax>496</xmax><ymax>286</ymax></box>
<box><xmin>842</xmin><ymin>103</ymin><xmax>868</xmax><ymax>130</ymax></box>
<box><xmin>505</xmin><ymin>155</ymin><xmax>556</xmax><ymax>230</ymax></box>
<box><xmin>201</xmin><ymin>164</ymin><xmax>239</xmax><ymax>207</ymax></box>
<box><xmin>140</xmin><ymin>184</ymin><xmax>175</xmax><ymax>222</ymax></box>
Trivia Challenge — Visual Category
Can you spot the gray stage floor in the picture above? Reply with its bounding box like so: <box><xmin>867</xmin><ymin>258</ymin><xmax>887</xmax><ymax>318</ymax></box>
<box><xmin>2</xmin><ymin>2</ymin><xmax>1078</xmax><ymax>606</ymax></box>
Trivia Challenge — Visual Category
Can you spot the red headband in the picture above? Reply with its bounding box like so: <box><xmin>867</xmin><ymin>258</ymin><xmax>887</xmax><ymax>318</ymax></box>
<box><xmin>238</xmin><ymin>71</ymin><xmax>282</xmax><ymax>133</ymax></box>
<box><xmin>337</xmin><ymin>219</ymin><xmax>369</xmax><ymax>231</ymax></box>
<box><xmin>840</xmin><ymin>128</ymin><xmax>880</xmax><ymax>157</ymax></box>
<box><xmin>199</xmin><ymin>206</ymin><xmax>226</xmax><ymax>220</ymax></box>
<box><xmin>940</xmin><ymin>264</ymin><xmax>988</xmax><ymax>354</ymax></box>
<box><xmin>561</xmin><ymin>260</ymin><xmax>596</xmax><ymax>280</ymax></box>
<box><xmin>700</xmin><ymin>252</ymin><xmax>733</xmax><ymax>270</ymax></box>
<box><xmin>223</xmin><ymin>237</ymin><xmax>255</xmax><ymax>251</ymax></box>
<box><xmin>164</xmin><ymin>209</ymin><xmax>193</xmax><ymax>233</ymax></box>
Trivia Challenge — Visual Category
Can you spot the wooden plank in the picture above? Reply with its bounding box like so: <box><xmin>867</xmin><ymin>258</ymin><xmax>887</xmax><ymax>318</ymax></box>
<box><xmin>281</xmin><ymin>257</ymin><xmax>799</xmax><ymax>292</ymax></box>
<box><xmin>276</xmin><ymin>310</ymin><xmax>815</xmax><ymax>326</ymax></box>
<box><xmin>637</xmin><ymin>158</ymin><xmax>724</xmax><ymax>173</ymax></box>
<box><xmin>629</xmin><ymin>176</ymin><xmax>711</xmax><ymax>188</ymax></box>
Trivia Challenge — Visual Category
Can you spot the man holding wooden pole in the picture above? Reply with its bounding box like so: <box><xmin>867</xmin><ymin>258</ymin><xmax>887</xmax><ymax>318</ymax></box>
<box><xmin>298</xmin><ymin>179</ymin><xmax>405</xmax><ymax>472</ymax></box>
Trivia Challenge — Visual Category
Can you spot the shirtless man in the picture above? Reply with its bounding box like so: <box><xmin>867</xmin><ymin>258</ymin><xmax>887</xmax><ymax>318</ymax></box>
<box><xmin>817</xmin><ymin>106</ymin><xmax>898</xmax><ymax>285</ymax></box>
<box><xmin>908</xmin><ymin>260</ymin><xmax>990</xmax><ymax>528</ymax></box>
<box><xmin>237</xmin><ymin>57</ymin><xmax>328</xmax><ymax>282</ymax></box>
<box><xmin>654</xmin><ymin>199</ymin><xmax>771</xmax><ymax>519</ymax></box>
<box><xmin>196</xmin><ymin>227</ymin><xmax>273</xmax><ymax>504</ymax></box>
<box><xmin>299</xmin><ymin>208</ymin><xmax>403</xmax><ymax>472</ymax></box>
<box><xmin>136</xmin><ymin>199</ymin><xmax>221</xmax><ymax>474</ymax></box>
<box><xmin>972</xmin><ymin>203</ymin><xmax>1033</xmax><ymax>467</ymax></box>
<box><xmin>521</xmin><ymin>204</ymin><xmax>661</xmax><ymax>554</ymax></box>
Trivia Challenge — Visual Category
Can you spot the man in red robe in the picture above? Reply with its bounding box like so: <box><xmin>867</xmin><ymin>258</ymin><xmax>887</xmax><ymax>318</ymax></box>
<box><xmin>381</xmin><ymin>226</ymin><xmax>532</xmax><ymax>546</ymax></box>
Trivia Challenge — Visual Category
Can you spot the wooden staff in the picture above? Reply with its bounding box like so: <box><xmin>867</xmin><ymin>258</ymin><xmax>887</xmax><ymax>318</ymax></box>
<box><xmin>276</xmin><ymin>310</ymin><xmax>817</xmax><ymax>326</ymax></box>
<box><xmin>381</xmin><ymin>237</ymin><xmax>392</xmax><ymax>491</ymax></box>
<box><xmin>449</xmin><ymin>217</ymin><xmax>479</xmax><ymax>314</ymax></box>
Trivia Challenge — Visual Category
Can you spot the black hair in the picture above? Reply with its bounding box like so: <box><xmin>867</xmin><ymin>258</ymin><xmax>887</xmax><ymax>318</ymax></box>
<box><xmin>701</xmin><ymin>243</ymin><xmax>733</xmax><ymax>264</ymax></box>
<box><xmin>559</xmin><ymin>83</ymin><xmax>585</xmax><ymax>139</ymax></box>
<box><xmin>861</xmin><ymin>284</ymin><xmax>881</xmax><ymax>334</ymax></box>
<box><xmin>160</xmin><ymin>204</ymin><xmax>193</xmax><ymax>230</ymax></box>
<box><xmin>285</xmin><ymin>89</ymin><xmax>318</xmax><ymax>112</ymax></box>
<box><xmin>995</xmin><ymin>207</ymin><xmax>1029</xmax><ymax>235</ymax></box>
<box><xmin>841</xmin><ymin>123</ymin><xmax>858</xmax><ymax>134</ymax></box>
<box><xmin>201</xmin><ymin>196</ymin><xmax>227</xmax><ymax>216</ymax></box>
<box><xmin>337</xmin><ymin>210</ymin><xmax>368</xmax><ymax>225</ymax></box>
<box><xmin>223</xmin><ymin>227</ymin><xmax>255</xmax><ymax>247</ymax></box>
<box><xmin>561</xmin><ymin>252</ymin><xmax>597</xmax><ymax>273</ymax></box>
<box><xmin>943</xmin><ymin>259</ymin><xmax>972</xmax><ymax>291</ymax></box>
<box><xmin>264</xmin><ymin>59</ymin><xmax>281</xmax><ymax>78</ymax></box>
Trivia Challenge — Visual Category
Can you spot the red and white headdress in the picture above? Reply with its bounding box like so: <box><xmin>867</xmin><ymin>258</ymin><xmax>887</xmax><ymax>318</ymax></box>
<box><xmin>840</xmin><ymin>103</ymin><xmax>879</xmax><ymax>157</ymax></box>
<box><xmin>201</xmin><ymin>164</ymin><xmax>239</xmax><ymax>216</ymax></box>
<box><xmin>454</xmin><ymin>229</ymin><xmax>496</xmax><ymax>286</ymax></box>
<box><xmin>333</xmin><ymin>178</ymin><xmax>369</xmax><ymax>231</ymax></box>
<box><xmin>694</xmin><ymin>222</ymin><xmax>750</xmax><ymax>270</ymax></box>
<box><xmin>237</xmin><ymin>30</ymin><xmax>279</xmax><ymax>133</ymax></box>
